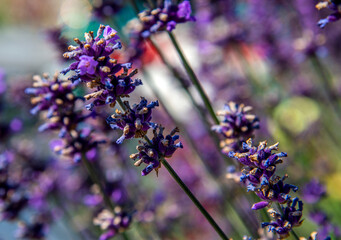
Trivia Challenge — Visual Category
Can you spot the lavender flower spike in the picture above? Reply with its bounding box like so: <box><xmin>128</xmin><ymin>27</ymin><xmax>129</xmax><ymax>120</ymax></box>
<box><xmin>262</xmin><ymin>197</ymin><xmax>304</xmax><ymax>239</ymax></box>
<box><xmin>229</xmin><ymin>139</ymin><xmax>286</xmax><ymax>186</ymax></box>
<box><xmin>130</xmin><ymin>126</ymin><xmax>183</xmax><ymax>176</ymax></box>
<box><xmin>63</xmin><ymin>25</ymin><xmax>121</xmax><ymax>82</ymax></box>
<box><xmin>212</xmin><ymin>102</ymin><xmax>259</xmax><ymax>154</ymax></box>
<box><xmin>93</xmin><ymin>207</ymin><xmax>132</xmax><ymax>240</ymax></box>
<box><xmin>62</xmin><ymin>25</ymin><xmax>142</xmax><ymax>109</ymax></box>
<box><xmin>316</xmin><ymin>0</ymin><xmax>341</xmax><ymax>28</ymax></box>
<box><xmin>130</xmin><ymin>0</ymin><xmax>195</xmax><ymax>39</ymax></box>
<box><xmin>106</xmin><ymin>97</ymin><xmax>159</xmax><ymax>144</ymax></box>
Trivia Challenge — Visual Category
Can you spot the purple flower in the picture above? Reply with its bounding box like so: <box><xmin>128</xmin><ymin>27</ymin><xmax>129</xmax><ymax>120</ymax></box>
<box><xmin>78</xmin><ymin>56</ymin><xmax>98</xmax><ymax>75</ymax></box>
<box><xmin>310</xmin><ymin>211</ymin><xmax>341</xmax><ymax>240</ymax></box>
<box><xmin>46</xmin><ymin>27</ymin><xmax>69</xmax><ymax>61</ymax></box>
<box><xmin>51</xmin><ymin>127</ymin><xmax>104</xmax><ymax>163</ymax></box>
<box><xmin>301</xmin><ymin>179</ymin><xmax>326</xmax><ymax>204</ymax></box>
<box><xmin>228</xmin><ymin>139</ymin><xmax>286</xmax><ymax>186</ymax></box>
<box><xmin>93</xmin><ymin>207</ymin><xmax>132</xmax><ymax>240</ymax></box>
<box><xmin>262</xmin><ymin>197</ymin><xmax>304</xmax><ymax>239</ymax></box>
<box><xmin>130</xmin><ymin>126</ymin><xmax>183</xmax><ymax>176</ymax></box>
<box><xmin>127</xmin><ymin>0</ymin><xmax>195</xmax><ymax>40</ymax></box>
<box><xmin>25</xmin><ymin>73</ymin><xmax>76</xmax><ymax>117</ymax></box>
<box><xmin>106</xmin><ymin>98</ymin><xmax>159</xmax><ymax>144</ymax></box>
<box><xmin>212</xmin><ymin>102</ymin><xmax>259</xmax><ymax>154</ymax></box>
<box><xmin>16</xmin><ymin>217</ymin><xmax>47</xmax><ymax>239</ymax></box>
<box><xmin>62</xmin><ymin>25</ymin><xmax>123</xmax><ymax>83</ymax></box>
<box><xmin>92</xmin><ymin>0</ymin><xmax>124</xmax><ymax>20</ymax></box>
<box><xmin>316</xmin><ymin>1</ymin><xmax>341</xmax><ymax>28</ymax></box>
<box><xmin>62</xmin><ymin>25</ymin><xmax>142</xmax><ymax>109</ymax></box>
<box><xmin>251</xmin><ymin>175</ymin><xmax>298</xmax><ymax>210</ymax></box>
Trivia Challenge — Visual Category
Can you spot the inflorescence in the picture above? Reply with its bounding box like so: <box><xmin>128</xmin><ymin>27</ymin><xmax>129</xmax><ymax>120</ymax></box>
<box><xmin>26</xmin><ymin>73</ymin><xmax>103</xmax><ymax>163</ymax></box>
<box><xmin>228</xmin><ymin>138</ymin><xmax>303</xmax><ymax>238</ymax></box>
<box><xmin>316</xmin><ymin>0</ymin><xmax>341</xmax><ymax>28</ymax></box>
<box><xmin>212</xmin><ymin>101</ymin><xmax>259</xmax><ymax>154</ymax></box>
<box><xmin>60</xmin><ymin>24</ymin><xmax>183</xmax><ymax>177</ymax></box>
<box><xmin>62</xmin><ymin>25</ymin><xmax>142</xmax><ymax>110</ymax></box>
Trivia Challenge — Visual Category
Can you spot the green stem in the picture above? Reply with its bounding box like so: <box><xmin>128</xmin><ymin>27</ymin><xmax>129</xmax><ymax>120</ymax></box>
<box><xmin>116</xmin><ymin>96</ymin><xmax>229</xmax><ymax>239</ymax></box>
<box><xmin>161</xmin><ymin>158</ymin><xmax>229</xmax><ymax>240</ymax></box>
<box><xmin>81</xmin><ymin>153</ymin><xmax>131</xmax><ymax>240</ymax></box>
<box><xmin>146</xmin><ymin>38</ymin><xmax>225</xmax><ymax>159</ymax></box>
<box><xmin>309</xmin><ymin>55</ymin><xmax>341</xmax><ymax>121</ymax></box>
<box><xmin>146</xmin><ymin>0</ymin><xmax>156</xmax><ymax>9</ymax></box>
<box><xmin>167</xmin><ymin>31</ymin><xmax>220</xmax><ymax>125</ymax></box>
<box><xmin>81</xmin><ymin>152</ymin><xmax>114</xmax><ymax>211</ymax></box>
<box><xmin>141</xmin><ymin>69</ymin><xmax>253</xmax><ymax>238</ymax></box>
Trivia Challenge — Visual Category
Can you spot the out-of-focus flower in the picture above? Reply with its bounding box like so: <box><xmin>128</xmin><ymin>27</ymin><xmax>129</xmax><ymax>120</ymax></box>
<box><xmin>125</xmin><ymin>0</ymin><xmax>195</xmax><ymax>64</ymax></box>
<box><xmin>130</xmin><ymin>126</ymin><xmax>183</xmax><ymax>176</ymax></box>
<box><xmin>136</xmin><ymin>0</ymin><xmax>195</xmax><ymax>37</ymax></box>
<box><xmin>46</xmin><ymin>27</ymin><xmax>69</xmax><ymax>61</ymax></box>
<box><xmin>25</xmin><ymin>73</ymin><xmax>75</xmax><ymax>117</ymax></box>
<box><xmin>26</xmin><ymin>73</ymin><xmax>104</xmax><ymax>163</ymax></box>
<box><xmin>0</xmin><ymin>152</ymin><xmax>28</xmax><ymax>221</ymax></box>
<box><xmin>316</xmin><ymin>0</ymin><xmax>341</xmax><ymax>28</ymax></box>
<box><xmin>262</xmin><ymin>197</ymin><xmax>304</xmax><ymax>239</ymax></box>
<box><xmin>106</xmin><ymin>98</ymin><xmax>158</xmax><ymax>143</ymax></box>
<box><xmin>16</xmin><ymin>214</ymin><xmax>49</xmax><ymax>240</ymax></box>
<box><xmin>310</xmin><ymin>211</ymin><xmax>341</xmax><ymax>240</ymax></box>
<box><xmin>302</xmin><ymin>179</ymin><xmax>327</xmax><ymax>204</ymax></box>
<box><xmin>92</xmin><ymin>0</ymin><xmax>124</xmax><ymax>20</ymax></box>
<box><xmin>212</xmin><ymin>102</ymin><xmax>259</xmax><ymax>154</ymax></box>
<box><xmin>93</xmin><ymin>207</ymin><xmax>132</xmax><ymax>240</ymax></box>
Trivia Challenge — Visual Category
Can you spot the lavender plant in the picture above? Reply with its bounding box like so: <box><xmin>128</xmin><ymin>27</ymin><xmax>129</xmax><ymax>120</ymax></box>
<box><xmin>3</xmin><ymin>0</ymin><xmax>341</xmax><ymax>239</ymax></box>
<box><xmin>316</xmin><ymin>0</ymin><xmax>341</xmax><ymax>28</ymax></box>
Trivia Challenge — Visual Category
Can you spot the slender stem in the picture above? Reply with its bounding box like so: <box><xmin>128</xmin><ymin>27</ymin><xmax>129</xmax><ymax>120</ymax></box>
<box><xmin>161</xmin><ymin>158</ymin><xmax>229</xmax><ymax>240</ymax></box>
<box><xmin>147</xmin><ymin>38</ymin><xmax>207</xmax><ymax>120</ymax></box>
<box><xmin>146</xmin><ymin>0</ymin><xmax>156</xmax><ymax>9</ymax></box>
<box><xmin>309</xmin><ymin>54</ymin><xmax>341</xmax><ymax>121</ymax></box>
<box><xmin>130</xmin><ymin>0</ymin><xmax>140</xmax><ymax>14</ymax></box>
<box><xmin>81</xmin><ymin>152</ymin><xmax>114</xmax><ymax>211</ymax></box>
<box><xmin>291</xmin><ymin>230</ymin><xmax>300</xmax><ymax>240</ymax></box>
<box><xmin>167</xmin><ymin>31</ymin><xmax>220</xmax><ymax>125</ymax></box>
<box><xmin>117</xmin><ymin>97</ymin><xmax>128</xmax><ymax>111</ymax></box>
<box><xmin>81</xmin><ymin>153</ymin><xmax>131</xmax><ymax>240</ymax></box>
<box><xmin>116</xmin><ymin>96</ymin><xmax>229</xmax><ymax>239</ymax></box>
<box><xmin>147</xmin><ymin>38</ymin><xmax>230</xmax><ymax>164</ymax></box>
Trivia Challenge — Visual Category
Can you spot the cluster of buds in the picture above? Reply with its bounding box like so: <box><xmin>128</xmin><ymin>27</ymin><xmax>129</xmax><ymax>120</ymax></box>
<box><xmin>26</xmin><ymin>74</ymin><xmax>103</xmax><ymax>163</ymax></box>
<box><xmin>130</xmin><ymin>126</ymin><xmax>183</xmax><ymax>176</ymax></box>
<box><xmin>228</xmin><ymin>138</ymin><xmax>303</xmax><ymax>238</ymax></box>
<box><xmin>106</xmin><ymin>98</ymin><xmax>159</xmax><ymax>144</ymax></box>
<box><xmin>16</xmin><ymin>213</ymin><xmax>50</xmax><ymax>240</ymax></box>
<box><xmin>125</xmin><ymin>0</ymin><xmax>195</xmax><ymax>63</ymax></box>
<box><xmin>136</xmin><ymin>0</ymin><xmax>195</xmax><ymax>38</ymax></box>
<box><xmin>62</xmin><ymin>25</ymin><xmax>183</xmax><ymax>175</ymax></box>
<box><xmin>0</xmin><ymin>151</ymin><xmax>28</xmax><ymax>221</ymax></box>
<box><xmin>262</xmin><ymin>198</ymin><xmax>304</xmax><ymax>239</ymax></box>
<box><xmin>93</xmin><ymin>207</ymin><xmax>132</xmax><ymax>240</ymax></box>
<box><xmin>62</xmin><ymin>25</ymin><xmax>142</xmax><ymax>110</ymax></box>
<box><xmin>51</xmin><ymin>128</ymin><xmax>104</xmax><ymax>163</ymax></box>
<box><xmin>316</xmin><ymin>0</ymin><xmax>341</xmax><ymax>28</ymax></box>
<box><xmin>229</xmin><ymin>139</ymin><xmax>287</xmax><ymax>188</ymax></box>
<box><xmin>91</xmin><ymin>0</ymin><xmax>123</xmax><ymax>20</ymax></box>
<box><xmin>212</xmin><ymin>102</ymin><xmax>259</xmax><ymax>154</ymax></box>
